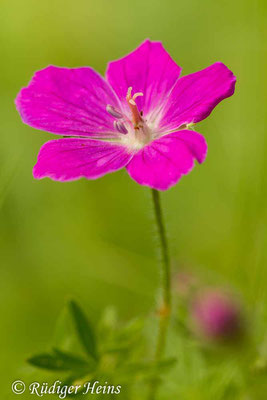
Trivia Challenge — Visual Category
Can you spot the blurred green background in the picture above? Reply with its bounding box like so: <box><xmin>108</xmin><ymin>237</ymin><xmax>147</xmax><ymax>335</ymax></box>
<box><xmin>1</xmin><ymin>0</ymin><xmax>267</xmax><ymax>398</ymax></box>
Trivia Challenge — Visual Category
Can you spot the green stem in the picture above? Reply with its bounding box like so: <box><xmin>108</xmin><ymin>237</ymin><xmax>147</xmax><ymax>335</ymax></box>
<box><xmin>148</xmin><ymin>189</ymin><xmax>172</xmax><ymax>400</ymax></box>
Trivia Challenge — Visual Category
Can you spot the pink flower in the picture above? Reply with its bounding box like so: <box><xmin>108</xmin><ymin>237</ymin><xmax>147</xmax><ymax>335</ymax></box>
<box><xmin>15</xmin><ymin>40</ymin><xmax>236</xmax><ymax>190</ymax></box>
<box><xmin>191</xmin><ymin>289</ymin><xmax>242</xmax><ymax>340</ymax></box>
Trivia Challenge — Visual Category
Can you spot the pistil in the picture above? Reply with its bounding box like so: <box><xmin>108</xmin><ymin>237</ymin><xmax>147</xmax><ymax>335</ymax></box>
<box><xmin>126</xmin><ymin>87</ymin><xmax>144</xmax><ymax>128</ymax></box>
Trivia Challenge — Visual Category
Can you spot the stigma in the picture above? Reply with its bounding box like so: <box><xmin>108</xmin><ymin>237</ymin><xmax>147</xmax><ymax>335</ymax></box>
<box><xmin>106</xmin><ymin>87</ymin><xmax>152</xmax><ymax>147</ymax></box>
<box><xmin>126</xmin><ymin>87</ymin><xmax>144</xmax><ymax>129</ymax></box>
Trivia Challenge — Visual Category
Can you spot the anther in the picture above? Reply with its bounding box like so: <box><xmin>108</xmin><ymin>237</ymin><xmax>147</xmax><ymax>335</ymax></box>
<box><xmin>106</xmin><ymin>105</ymin><xmax>123</xmax><ymax>119</ymax></box>
<box><xmin>114</xmin><ymin>120</ymin><xmax>128</xmax><ymax>134</ymax></box>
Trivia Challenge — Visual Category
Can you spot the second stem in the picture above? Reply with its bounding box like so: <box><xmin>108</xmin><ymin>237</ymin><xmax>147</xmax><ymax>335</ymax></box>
<box><xmin>149</xmin><ymin>189</ymin><xmax>172</xmax><ymax>399</ymax></box>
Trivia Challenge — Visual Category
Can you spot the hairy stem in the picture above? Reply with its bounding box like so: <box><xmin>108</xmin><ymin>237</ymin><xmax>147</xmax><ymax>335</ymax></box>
<box><xmin>148</xmin><ymin>189</ymin><xmax>172</xmax><ymax>400</ymax></box>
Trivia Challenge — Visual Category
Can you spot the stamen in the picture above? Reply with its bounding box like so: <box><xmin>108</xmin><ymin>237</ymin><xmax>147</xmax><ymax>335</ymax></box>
<box><xmin>106</xmin><ymin>104</ymin><xmax>123</xmax><ymax>119</ymax></box>
<box><xmin>114</xmin><ymin>120</ymin><xmax>128</xmax><ymax>135</ymax></box>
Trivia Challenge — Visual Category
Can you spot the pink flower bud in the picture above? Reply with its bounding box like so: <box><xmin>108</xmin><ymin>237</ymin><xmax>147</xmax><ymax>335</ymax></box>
<box><xmin>191</xmin><ymin>289</ymin><xmax>242</xmax><ymax>341</ymax></box>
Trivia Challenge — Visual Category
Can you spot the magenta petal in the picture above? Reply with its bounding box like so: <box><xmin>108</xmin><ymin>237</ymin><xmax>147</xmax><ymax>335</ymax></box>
<box><xmin>126</xmin><ymin>130</ymin><xmax>207</xmax><ymax>190</ymax></box>
<box><xmin>175</xmin><ymin>130</ymin><xmax>207</xmax><ymax>163</ymax></box>
<box><xmin>33</xmin><ymin>138</ymin><xmax>132</xmax><ymax>181</ymax></box>
<box><xmin>16</xmin><ymin>66</ymin><xmax>121</xmax><ymax>138</ymax></box>
<box><xmin>159</xmin><ymin>62</ymin><xmax>236</xmax><ymax>132</ymax></box>
<box><xmin>106</xmin><ymin>40</ymin><xmax>181</xmax><ymax>117</ymax></box>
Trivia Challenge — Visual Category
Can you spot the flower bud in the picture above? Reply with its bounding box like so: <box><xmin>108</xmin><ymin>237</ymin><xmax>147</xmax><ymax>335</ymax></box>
<box><xmin>191</xmin><ymin>289</ymin><xmax>242</xmax><ymax>341</ymax></box>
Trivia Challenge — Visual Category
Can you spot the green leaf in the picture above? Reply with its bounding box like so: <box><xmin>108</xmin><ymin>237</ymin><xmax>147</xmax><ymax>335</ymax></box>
<box><xmin>98</xmin><ymin>306</ymin><xmax>118</xmax><ymax>336</ymax></box>
<box><xmin>118</xmin><ymin>318</ymin><xmax>144</xmax><ymax>340</ymax></box>
<box><xmin>28</xmin><ymin>349</ymin><xmax>96</xmax><ymax>372</ymax></box>
<box><xmin>28</xmin><ymin>353</ymin><xmax>74</xmax><ymax>371</ymax></box>
<box><xmin>156</xmin><ymin>357</ymin><xmax>177</xmax><ymax>372</ymax></box>
<box><xmin>101</xmin><ymin>343</ymin><xmax>131</xmax><ymax>354</ymax></box>
<box><xmin>68</xmin><ymin>300</ymin><xmax>98</xmax><ymax>360</ymax></box>
<box><xmin>53</xmin><ymin>306</ymin><xmax>74</xmax><ymax>349</ymax></box>
<box><xmin>53</xmin><ymin>348</ymin><xmax>96</xmax><ymax>371</ymax></box>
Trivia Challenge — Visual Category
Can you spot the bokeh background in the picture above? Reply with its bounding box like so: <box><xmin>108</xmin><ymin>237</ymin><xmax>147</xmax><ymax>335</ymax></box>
<box><xmin>1</xmin><ymin>0</ymin><xmax>267</xmax><ymax>398</ymax></box>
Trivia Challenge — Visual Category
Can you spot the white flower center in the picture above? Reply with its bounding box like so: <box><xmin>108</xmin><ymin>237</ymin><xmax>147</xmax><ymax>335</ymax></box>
<box><xmin>106</xmin><ymin>87</ymin><xmax>155</xmax><ymax>151</ymax></box>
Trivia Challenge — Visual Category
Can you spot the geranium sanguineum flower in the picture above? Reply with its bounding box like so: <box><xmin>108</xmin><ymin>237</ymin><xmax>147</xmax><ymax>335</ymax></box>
<box><xmin>15</xmin><ymin>40</ymin><xmax>236</xmax><ymax>190</ymax></box>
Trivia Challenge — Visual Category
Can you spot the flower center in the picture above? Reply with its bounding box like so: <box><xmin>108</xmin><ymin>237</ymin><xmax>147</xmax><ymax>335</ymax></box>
<box><xmin>106</xmin><ymin>87</ymin><xmax>152</xmax><ymax>150</ymax></box>
<box><xmin>125</xmin><ymin>87</ymin><xmax>152</xmax><ymax>147</ymax></box>
<box><xmin>126</xmin><ymin>87</ymin><xmax>144</xmax><ymax>129</ymax></box>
